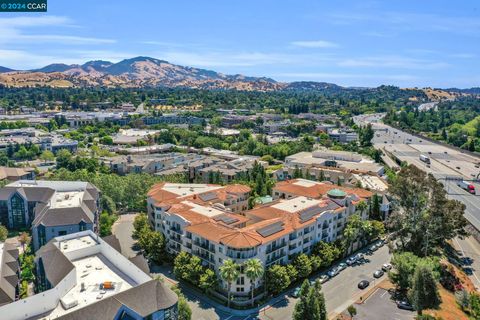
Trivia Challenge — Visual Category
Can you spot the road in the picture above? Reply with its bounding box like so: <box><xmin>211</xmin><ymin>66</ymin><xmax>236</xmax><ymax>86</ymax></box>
<box><xmin>112</xmin><ymin>213</ymin><xmax>139</xmax><ymax>258</ymax></box>
<box><xmin>452</xmin><ymin>236</ymin><xmax>480</xmax><ymax>290</ymax></box>
<box><xmin>354</xmin><ymin>113</ymin><xmax>480</xmax><ymax>232</ymax></box>
<box><xmin>260</xmin><ymin>245</ymin><xmax>391</xmax><ymax>320</ymax></box>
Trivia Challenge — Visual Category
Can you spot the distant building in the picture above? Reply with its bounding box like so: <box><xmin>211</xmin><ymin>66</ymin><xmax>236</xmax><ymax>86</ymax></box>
<box><xmin>0</xmin><ymin>180</ymin><xmax>100</xmax><ymax>251</ymax></box>
<box><xmin>0</xmin><ymin>167</ymin><xmax>35</xmax><ymax>182</ymax></box>
<box><xmin>327</xmin><ymin>129</ymin><xmax>358</xmax><ymax>143</ymax></box>
<box><xmin>0</xmin><ymin>230</ymin><xmax>178</xmax><ymax>320</ymax></box>
<box><xmin>285</xmin><ymin>149</ymin><xmax>384</xmax><ymax>175</ymax></box>
<box><xmin>0</xmin><ymin>128</ymin><xmax>78</xmax><ymax>154</ymax></box>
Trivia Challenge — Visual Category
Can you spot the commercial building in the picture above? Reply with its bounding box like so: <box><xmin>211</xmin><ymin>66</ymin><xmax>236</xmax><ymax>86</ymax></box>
<box><xmin>285</xmin><ymin>149</ymin><xmax>384</xmax><ymax>175</ymax></box>
<box><xmin>327</xmin><ymin>129</ymin><xmax>358</xmax><ymax>143</ymax></box>
<box><xmin>147</xmin><ymin>180</ymin><xmax>372</xmax><ymax>303</ymax></box>
<box><xmin>0</xmin><ymin>128</ymin><xmax>78</xmax><ymax>154</ymax></box>
<box><xmin>0</xmin><ymin>180</ymin><xmax>100</xmax><ymax>251</ymax></box>
<box><xmin>0</xmin><ymin>231</ymin><xmax>178</xmax><ymax>320</ymax></box>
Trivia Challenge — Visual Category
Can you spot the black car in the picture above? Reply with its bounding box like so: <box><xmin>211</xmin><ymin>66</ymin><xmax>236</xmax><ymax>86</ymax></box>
<box><xmin>397</xmin><ymin>300</ymin><xmax>414</xmax><ymax>311</ymax></box>
<box><xmin>358</xmin><ymin>280</ymin><xmax>370</xmax><ymax>289</ymax></box>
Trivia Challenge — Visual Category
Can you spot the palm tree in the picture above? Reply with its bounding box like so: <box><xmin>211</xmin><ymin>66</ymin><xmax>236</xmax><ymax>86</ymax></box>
<box><xmin>219</xmin><ymin>259</ymin><xmax>239</xmax><ymax>308</ymax></box>
<box><xmin>245</xmin><ymin>258</ymin><xmax>264</xmax><ymax>306</ymax></box>
<box><xmin>356</xmin><ymin>200</ymin><xmax>368</xmax><ymax>216</ymax></box>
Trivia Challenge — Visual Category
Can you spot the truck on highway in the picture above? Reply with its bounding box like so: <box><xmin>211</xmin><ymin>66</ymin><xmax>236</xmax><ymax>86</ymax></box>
<box><xmin>419</xmin><ymin>154</ymin><xmax>431</xmax><ymax>164</ymax></box>
<box><xmin>457</xmin><ymin>181</ymin><xmax>476</xmax><ymax>194</ymax></box>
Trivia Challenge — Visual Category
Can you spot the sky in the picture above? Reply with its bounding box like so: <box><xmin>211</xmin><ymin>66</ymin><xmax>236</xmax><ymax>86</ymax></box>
<box><xmin>0</xmin><ymin>0</ymin><xmax>479</xmax><ymax>88</ymax></box>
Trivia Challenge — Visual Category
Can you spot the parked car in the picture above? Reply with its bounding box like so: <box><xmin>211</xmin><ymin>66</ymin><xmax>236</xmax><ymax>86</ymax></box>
<box><xmin>397</xmin><ymin>300</ymin><xmax>414</xmax><ymax>311</ymax></box>
<box><xmin>328</xmin><ymin>268</ymin><xmax>339</xmax><ymax>278</ymax></box>
<box><xmin>319</xmin><ymin>275</ymin><xmax>329</xmax><ymax>284</ymax></box>
<box><xmin>346</xmin><ymin>257</ymin><xmax>357</xmax><ymax>266</ymax></box>
<box><xmin>373</xmin><ymin>270</ymin><xmax>384</xmax><ymax>278</ymax></box>
<box><xmin>368</xmin><ymin>244</ymin><xmax>378</xmax><ymax>253</ymax></box>
<box><xmin>291</xmin><ymin>287</ymin><xmax>301</xmax><ymax>298</ymax></box>
<box><xmin>382</xmin><ymin>263</ymin><xmax>392</xmax><ymax>272</ymax></box>
<box><xmin>338</xmin><ymin>263</ymin><xmax>347</xmax><ymax>271</ymax></box>
<box><xmin>355</xmin><ymin>253</ymin><xmax>365</xmax><ymax>261</ymax></box>
<box><xmin>358</xmin><ymin>280</ymin><xmax>370</xmax><ymax>289</ymax></box>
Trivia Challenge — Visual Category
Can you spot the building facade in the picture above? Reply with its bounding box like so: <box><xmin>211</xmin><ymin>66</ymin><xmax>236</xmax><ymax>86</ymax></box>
<box><xmin>0</xmin><ymin>180</ymin><xmax>100</xmax><ymax>251</ymax></box>
<box><xmin>147</xmin><ymin>180</ymin><xmax>372</xmax><ymax>301</ymax></box>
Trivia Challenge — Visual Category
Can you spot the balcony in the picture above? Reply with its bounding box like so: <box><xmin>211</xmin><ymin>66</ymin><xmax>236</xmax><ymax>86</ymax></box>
<box><xmin>170</xmin><ymin>226</ymin><xmax>183</xmax><ymax>235</ymax></box>
<box><xmin>266</xmin><ymin>252</ymin><xmax>286</xmax><ymax>264</ymax></box>
<box><xmin>266</xmin><ymin>241</ymin><xmax>287</xmax><ymax>254</ymax></box>
<box><xmin>194</xmin><ymin>240</ymin><xmax>215</xmax><ymax>253</ymax></box>
<box><xmin>289</xmin><ymin>244</ymin><xmax>297</xmax><ymax>251</ymax></box>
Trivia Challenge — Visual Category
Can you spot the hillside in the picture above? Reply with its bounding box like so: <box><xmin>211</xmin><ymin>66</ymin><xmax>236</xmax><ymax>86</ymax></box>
<box><xmin>0</xmin><ymin>66</ymin><xmax>14</xmax><ymax>73</ymax></box>
<box><xmin>0</xmin><ymin>56</ymin><xmax>283</xmax><ymax>91</ymax></box>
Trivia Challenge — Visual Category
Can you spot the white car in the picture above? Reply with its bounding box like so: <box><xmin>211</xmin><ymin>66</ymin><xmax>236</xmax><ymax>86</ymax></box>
<box><xmin>382</xmin><ymin>263</ymin><xmax>392</xmax><ymax>272</ymax></box>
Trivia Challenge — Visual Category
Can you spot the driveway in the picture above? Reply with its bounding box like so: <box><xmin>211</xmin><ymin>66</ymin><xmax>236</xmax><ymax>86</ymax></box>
<box><xmin>353</xmin><ymin>288</ymin><xmax>414</xmax><ymax>320</ymax></box>
<box><xmin>112</xmin><ymin>213</ymin><xmax>139</xmax><ymax>258</ymax></box>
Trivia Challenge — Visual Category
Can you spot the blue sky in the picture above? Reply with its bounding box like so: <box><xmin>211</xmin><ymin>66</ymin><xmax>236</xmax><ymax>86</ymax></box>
<box><xmin>0</xmin><ymin>0</ymin><xmax>479</xmax><ymax>87</ymax></box>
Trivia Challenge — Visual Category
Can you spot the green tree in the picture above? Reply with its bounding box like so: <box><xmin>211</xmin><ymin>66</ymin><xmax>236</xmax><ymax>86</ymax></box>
<box><xmin>266</xmin><ymin>265</ymin><xmax>291</xmax><ymax>295</ymax></box>
<box><xmin>0</xmin><ymin>224</ymin><xmax>7</xmax><ymax>242</ymax></box>
<box><xmin>293</xmin><ymin>280</ymin><xmax>310</xmax><ymax>320</ymax></box>
<box><xmin>409</xmin><ymin>264</ymin><xmax>441</xmax><ymax>315</ymax></box>
<box><xmin>142</xmin><ymin>231</ymin><xmax>166</xmax><ymax>265</ymax></box>
<box><xmin>245</xmin><ymin>258</ymin><xmax>264</xmax><ymax>306</ymax></box>
<box><xmin>40</xmin><ymin>150</ymin><xmax>55</xmax><ymax>163</ymax></box>
<box><xmin>55</xmin><ymin>149</ymin><xmax>73</xmax><ymax>168</ymax></box>
<box><xmin>388</xmin><ymin>165</ymin><xmax>468</xmax><ymax>256</ymax></box>
<box><xmin>174</xmin><ymin>252</ymin><xmax>192</xmax><ymax>280</ymax></box>
<box><xmin>99</xmin><ymin>211</ymin><xmax>117</xmax><ymax>236</ymax></box>
<box><xmin>132</xmin><ymin>214</ymin><xmax>150</xmax><ymax>239</ymax></box>
<box><xmin>199</xmin><ymin>269</ymin><xmax>218</xmax><ymax>294</ymax></box>
<box><xmin>347</xmin><ymin>305</ymin><xmax>357</xmax><ymax>318</ymax></box>
<box><xmin>293</xmin><ymin>254</ymin><xmax>312</xmax><ymax>279</ymax></box>
<box><xmin>293</xmin><ymin>279</ymin><xmax>327</xmax><ymax>320</ymax></box>
<box><xmin>219</xmin><ymin>259</ymin><xmax>239</xmax><ymax>308</ymax></box>
<box><xmin>178</xmin><ymin>294</ymin><xmax>192</xmax><ymax>320</ymax></box>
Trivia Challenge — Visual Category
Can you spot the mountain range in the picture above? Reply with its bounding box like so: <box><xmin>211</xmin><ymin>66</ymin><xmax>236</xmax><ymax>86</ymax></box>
<box><xmin>0</xmin><ymin>56</ymin><xmax>341</xmax><ymax>91</ymax></box>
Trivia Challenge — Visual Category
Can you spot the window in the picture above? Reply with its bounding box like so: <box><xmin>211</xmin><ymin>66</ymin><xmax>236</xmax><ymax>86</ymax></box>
<box><xmin>58</xmin><ymin>230</ymin><xmax>67</xmax><ymax>236</ymax></box>
<box><xmin>10</xmin><ymin>193</ymin><xmax>26</xmax><ymax>228</ymax></box>
<box><xmin>236</xmin><ymin>287</ymin><xmax>245</xmax><ymax>292</ymax></box>
<box><xmin>237</xmin><ymin>276</ymin><xmax>245</xmax><ymax>285</ymax></box>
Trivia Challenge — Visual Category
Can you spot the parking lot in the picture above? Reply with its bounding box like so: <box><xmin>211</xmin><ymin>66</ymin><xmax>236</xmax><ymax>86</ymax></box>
<box><xmin>353</xmin><ymin>288</ymin><xmax>414</xmax><ymax>320</ymax></box>
<box><xmin>260</xmin><ymin>242</ymin><xmax>392</xmax><ymax>319</ymax></box>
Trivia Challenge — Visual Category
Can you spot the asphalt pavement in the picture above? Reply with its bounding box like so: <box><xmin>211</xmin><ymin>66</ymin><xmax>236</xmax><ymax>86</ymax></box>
<box><xmin>260</xmin><ymin>245</ymin><xmax>392</xmax><ymax>320</ymax></box>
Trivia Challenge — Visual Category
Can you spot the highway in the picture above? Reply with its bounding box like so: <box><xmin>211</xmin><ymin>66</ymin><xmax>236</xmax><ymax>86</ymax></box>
<box><xmin>354</xmin><ymin>113</ymin><xmax>480</xmax><ymax>233</ymax></box>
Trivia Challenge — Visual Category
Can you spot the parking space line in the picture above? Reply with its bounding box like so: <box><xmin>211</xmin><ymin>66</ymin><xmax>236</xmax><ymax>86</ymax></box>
<box><xmin>454</xmin><ymin>238</ymin><xmax>480</xmax><ymax>288</ymax></box>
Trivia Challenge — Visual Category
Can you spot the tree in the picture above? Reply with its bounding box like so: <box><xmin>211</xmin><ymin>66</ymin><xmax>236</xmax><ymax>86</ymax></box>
<box><xmin>0</xmin><ymin>224</ymin><xmax>7</xmax><ymax>242</ymax></box>
<box><xmin>293</xmin><ymin>254</ymin><xmax>312</xmax><ymax>279</ymax></box>
<box><xmin>99</xmin><ymin>211</ymin><xmax>116</xmax><ymax>236</ymax></box>
<box><xmin>266</xmin><ymin>265</ymin><xmax>291</xmax><ymax>295</ymax></box>
<box><xmin>245</xmin><ymin>258</ymin><xmax>264</xmax><ymax>306</ymax></box>
<box><xmin>312</xmin><ymin>241</ymin><xmax>341</xmax><ymax>267</ymax></box>
<box><xmin>293</xmin><ymin>280</ymin><xmax>310</xmax><ymax>320</ymax></box>
<box><xmin>199</xmin><ymin>269</ymin><xmax>218</xmax><ymax>294</ymax></box>
<box><xmin>409</xmin><ymin>264</ymin><xmax>441</xmax><ymax>315</ymax></box>
<box><xmin>143</xmin><ymin>231</ymin><xmax>166</xmax><ymax>265</ymax></box>
<box><xmin>18</xmin><ymin>232</ymin><xmax>31</xmax><ymax>251</ymax></box>
<box><xmin>133</xmin><ymin>214</ymin><xmax>150</xmax><ymax>239</ymax></box>
<box><xmin>388</xmin><ymin>165</ymin><xmax>468</xmax><ymax>256</ymax></box>
<box><xmin>347</xmin><ymin>305</ymin><xmax>357</xmax><ymax>318</ymax></box>
<box><xmin>40</xmin><ymin>150</ymin><xmax>54</xmax><ymax>163</ymax></box>
<box><xmin>293</xmin><ymin>279</ymin><xmax>327</xmax><ymax>320</ymax></box>
<box><xmin>56</xmin><ymin>149</ymin><xmax>72</xmax><ymax>168</ymax></box>
<box><xmin>219</xmin><ymin>259</ymin><xmax>239</xmax><ymax>308</ymax></box>
<box><xmin>370</xmin><ymin>194</ymin><xmax>381</xmax><ymax>220</ymax></box>
<box><xmin>174</xmin><ymin>252</ymin><xmax>192</xmax><ymax>280</ymax></box>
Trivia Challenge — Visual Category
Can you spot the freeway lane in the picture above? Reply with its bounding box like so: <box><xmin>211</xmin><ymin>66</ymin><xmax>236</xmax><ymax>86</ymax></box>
<box><xmin>260</xmin><ymin>245</ymin><xmax>392</xmax><ymax>320</ymax></box>
<box><xmin>354</xmin><ymin>113</ymin><xmax>480</xmax><ymax>232</ymax></box>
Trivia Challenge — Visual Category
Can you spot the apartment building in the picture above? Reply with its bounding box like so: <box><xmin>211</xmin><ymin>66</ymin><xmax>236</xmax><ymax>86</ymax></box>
<box><xmin>0</xmin><ymin>231</ymin><xmax>178</xmax><ymax>320</ymax></box>
<box><xmin>0</xmin><ymin>242</ymin><xmax>19</xmax><ymax>307</ymax></box>
<box><xmin>147</xmin><ymin>180</ymin><xmax>372</xmax><ymax>300</ymax></box>
<box><xmin>0</xmin><ymin>180</ymin><xmax>100</xmax><ymax>251</ymax></box>
<box><xmin>0</xmin><ymin>167</ymin><xmax>35</xmax><ymax>182</ymax></box>
<box><xmin>0</xmin><ymin>128</ymin><xmax>78</xmax><ymax>154</ymax></box>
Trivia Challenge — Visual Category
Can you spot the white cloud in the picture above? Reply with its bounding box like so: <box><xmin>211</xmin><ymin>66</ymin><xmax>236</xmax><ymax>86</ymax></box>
<box><xmin>290</xmin><ymin>40</ymin><xmax>338</xmax><ymax>48</ymax></box>
<box><xmin>338</xmin><ymin>55</ymin><xmax>449</xmax><ymax>70</ymax></box>
<box><xmin>0</xmin><ymin>15</ymin><xmax>115</xmax><ymax>45</ymax></box>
